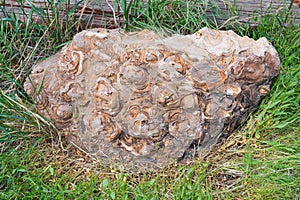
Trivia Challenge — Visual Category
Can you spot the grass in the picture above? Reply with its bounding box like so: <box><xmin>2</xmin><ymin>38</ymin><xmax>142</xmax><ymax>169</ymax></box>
<box><xmin>0</xmin><ymin>0</ymin><xmax>299</xmax><ymax>199</ymax></box>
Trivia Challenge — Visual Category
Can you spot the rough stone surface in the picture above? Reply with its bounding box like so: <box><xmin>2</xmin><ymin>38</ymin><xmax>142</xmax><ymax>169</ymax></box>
<box><xmin>24</xmin><ymin>28</ymin><xmax>280</xmax><ymax>171</ymax></box>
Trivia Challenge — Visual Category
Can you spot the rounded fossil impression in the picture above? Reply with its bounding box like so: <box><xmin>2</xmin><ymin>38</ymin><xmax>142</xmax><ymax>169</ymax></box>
<box><xmin>24</xmin><ymin>28</ymin><xmax>280</xmax><ymax>171</ymax></box>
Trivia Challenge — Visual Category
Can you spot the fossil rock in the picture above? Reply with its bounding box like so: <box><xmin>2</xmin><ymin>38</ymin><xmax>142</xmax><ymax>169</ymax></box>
<box><xmin>24</xmin><ymin>28</ymin><xmax>280</xmax><ymax>171</ymax></box>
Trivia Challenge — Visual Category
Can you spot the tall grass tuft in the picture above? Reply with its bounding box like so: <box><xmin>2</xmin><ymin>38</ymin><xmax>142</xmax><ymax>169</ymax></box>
<box><xmin>124</xmin><ymin>0</ymin><xmax>229</xmax><ymax>34</ymax></box>
<box><xmin>0</xmin><ymin>0</ymin><xmax>80</xmax><ymax>151</ymax></box>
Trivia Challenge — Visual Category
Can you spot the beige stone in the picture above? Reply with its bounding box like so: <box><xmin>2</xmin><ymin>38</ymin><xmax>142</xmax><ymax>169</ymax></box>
<box><xmin>24</xmin><ymin>28</ymin><xmax>280</xmax><ymax>171</ymax></box>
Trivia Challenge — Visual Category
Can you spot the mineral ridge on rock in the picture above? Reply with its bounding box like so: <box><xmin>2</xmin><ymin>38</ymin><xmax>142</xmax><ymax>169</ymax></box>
<box><xmin>24</xmin><ymin>27</ymin><xmax>280</xmax><ymax>171</ymax></box>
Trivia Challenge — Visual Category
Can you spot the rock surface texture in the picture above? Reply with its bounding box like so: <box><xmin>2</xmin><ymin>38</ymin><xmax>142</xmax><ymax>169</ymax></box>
<box><xmin>24</xmin><ymin>28</ymin><xmax>280</xmax><ymax>171</ymax></box>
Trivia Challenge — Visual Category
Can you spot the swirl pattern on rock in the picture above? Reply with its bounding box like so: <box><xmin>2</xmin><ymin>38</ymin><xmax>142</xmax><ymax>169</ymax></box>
<box><xmin>24</xmin><ymin>28</ymin><xmax>280</xmax><ymax>171</ymax></box>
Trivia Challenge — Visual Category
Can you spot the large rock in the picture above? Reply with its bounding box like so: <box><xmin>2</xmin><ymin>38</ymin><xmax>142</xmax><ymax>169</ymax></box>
<box><xmin>24</xmin><ymin>28</ymin><xmax>280</xmax><ymax>171</ymax></box>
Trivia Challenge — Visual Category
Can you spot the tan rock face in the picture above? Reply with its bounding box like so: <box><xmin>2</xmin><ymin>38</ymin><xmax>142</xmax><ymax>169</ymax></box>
<box><xmin>24</xmin><ymin>28</ymin><xmax>280</xmax><ymax>171</ymax></box>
